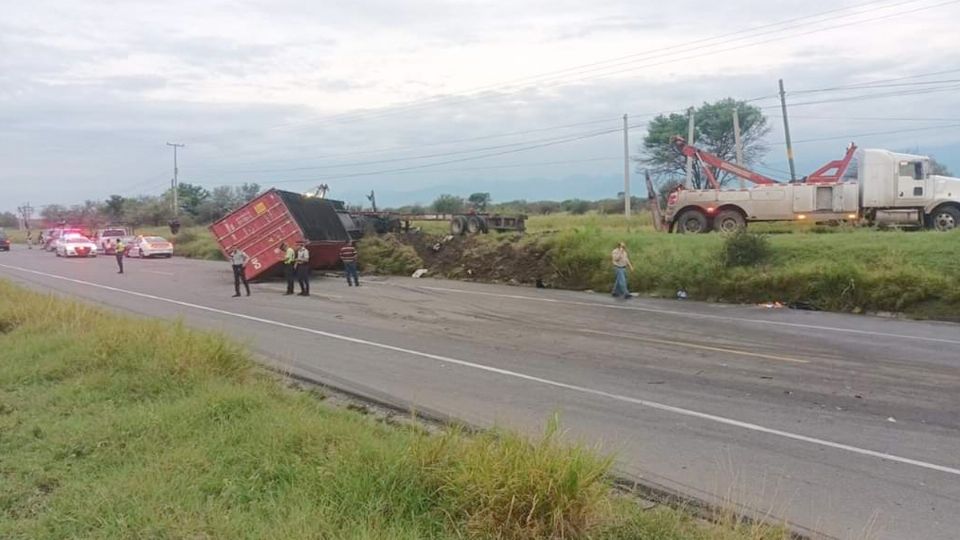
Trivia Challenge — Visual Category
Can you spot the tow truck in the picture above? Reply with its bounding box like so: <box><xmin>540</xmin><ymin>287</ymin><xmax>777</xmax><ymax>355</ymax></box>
<box><xmin>652</xmin><ymin>136</ymin><xmax>960</xmax><ymax>232</ymax></box>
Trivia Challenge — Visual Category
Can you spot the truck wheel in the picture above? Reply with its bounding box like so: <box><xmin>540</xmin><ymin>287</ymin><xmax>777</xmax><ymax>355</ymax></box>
<box><xmin>928</xmin><ymin>206</ymin><xmax>959</xmax><ymax>231</ymax></box>
<box><xmin>714</xmin><ymin>210</ymin><xmax>745</xmax><ymax>233</ymax></box>
<box><xmin>466</xmin><ymin>216</ymin><xmax>483</xmax><ymax>234</ymax></box>
<box><xmin>676</xmin><ymin>210</ymin><xmax>709</xmax><ymax>234</ymax></box>
<box><xmin>450</xmin><ymin>216</ymin><xmax>467</xmax><ymax>235</ymax></box>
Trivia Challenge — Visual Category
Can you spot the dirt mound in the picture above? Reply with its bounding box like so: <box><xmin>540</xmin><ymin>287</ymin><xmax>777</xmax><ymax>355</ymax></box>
<box><xmin>401</xmin><ymin>232</ymin><xmax>552</xmax><ymax>285</ymax></box>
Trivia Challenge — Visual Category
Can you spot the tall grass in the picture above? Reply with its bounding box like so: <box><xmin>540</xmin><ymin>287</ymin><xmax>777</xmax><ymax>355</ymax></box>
<box><xmin>0</xmin><ymin>280</ymin><xmax>787</xmax><ymax>539</ymax></box>
<box><xmin>544</xmin><ymin>227</ymin><xmax>960</xmax><ymax>318</ymax></box>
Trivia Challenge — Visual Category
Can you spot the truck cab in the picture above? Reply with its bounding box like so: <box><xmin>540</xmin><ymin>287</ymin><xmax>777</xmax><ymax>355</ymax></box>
<box><xmin>857</xmin><ymin>149</ymin><xmax>960</xmax><ymax>230</ymax></box>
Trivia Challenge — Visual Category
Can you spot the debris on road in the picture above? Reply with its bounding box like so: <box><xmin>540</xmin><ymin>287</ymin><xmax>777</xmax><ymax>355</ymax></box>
<box><xmin>412</xmin><ymin>268</ymin><xmax>429</xmax><ymax>278</ymax></box>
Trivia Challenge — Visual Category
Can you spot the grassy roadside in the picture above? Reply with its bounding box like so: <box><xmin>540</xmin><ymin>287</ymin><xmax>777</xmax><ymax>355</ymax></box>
<box><xmin>0</xmin><ymin>281</ymin><xmax>786</xmax><ymax>539</ymax></box>
<box><xmin>358</xmin><ymin>215</ymin><xmax>960</xmax><ymax>320</ymax></box>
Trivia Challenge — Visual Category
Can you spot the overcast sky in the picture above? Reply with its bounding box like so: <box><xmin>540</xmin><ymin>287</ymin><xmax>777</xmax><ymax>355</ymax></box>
<box><xmin>3</xmin><ymin>0</ymin><xmax>960</xmax><ymax>213</ymax></box>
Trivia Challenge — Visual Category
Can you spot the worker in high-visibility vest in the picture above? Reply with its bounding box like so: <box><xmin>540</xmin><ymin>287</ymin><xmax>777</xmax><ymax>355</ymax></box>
<box><xmin>280</xmin><ymin>241</ymin><xmax>296</xmax><ymax>295</ymax></box>
<box><xmin>115</xmin><ymin>239</ymin><xmax>126</xmax><ymax>274</ymax></box>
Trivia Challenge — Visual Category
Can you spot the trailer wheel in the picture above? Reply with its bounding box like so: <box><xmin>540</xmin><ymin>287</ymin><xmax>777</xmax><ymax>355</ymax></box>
<box><xmin>450</xmin><ymin>216</ymin><xmax>468</xmax><ymax>235</ymax></box>
<box><xmin>676</xmin><ymin>210</ymin><xmax>709</xmax><ymax>234</ymax></box>
<box><xmin>466</xmin><ymin>216</ymin><xmax>484</xmax><ymax>234</ymax></box>
<box><xmin>928</xmin><ymin>206</ymin><xmax>959</xmax><ymax>231</ymax></box>
<box><xmin>714</xmin><ymin>210</ymin><xmax>745</xmax><ymax>233</ymax></box>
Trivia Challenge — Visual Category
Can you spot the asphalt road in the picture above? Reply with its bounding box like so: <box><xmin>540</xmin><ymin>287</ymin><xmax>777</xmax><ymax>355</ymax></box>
<box><xmin>1</xmin><ymin>247</ymin><xmax>958</xmax><ymax>540</ymax></box>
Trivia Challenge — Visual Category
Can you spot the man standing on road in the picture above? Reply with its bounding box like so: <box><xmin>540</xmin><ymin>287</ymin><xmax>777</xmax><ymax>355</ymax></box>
<box><xmin>295</xmin><ymin>241</ymin><xmax>311</xmax><ymax>296</ymax></box>
<box><xmin>340</xmin><ymin>241</ymin><xmax>360</xmax><ymax>287</ymax></box>
<box><xmin>280</xmin><ymin>241</ymin><xmax>296</xmax><ymax>295</ymax></box>
<box><xmin>26</xmin><ymin>230</ymin><xmax>33</xmax><ymax>249</ymax></box>
<box><xmin>115</xmin><ymin>239</ymin><xmax>126</xmax><ymax>274</ymax></box>
<box><xmin>611</xmin><ymin>241</ymin><xmax>634</xmax><ymax>299</ymax></box>
<box><xmin>230</xmin><ymin>248</ymin><xmax>251</xmax><ymax>297</ymax></box>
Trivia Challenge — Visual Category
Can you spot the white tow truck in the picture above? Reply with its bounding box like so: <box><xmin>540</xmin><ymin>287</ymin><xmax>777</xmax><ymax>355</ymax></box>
<box><xmin>653</xmin><ymin>137</ymin><xmax>960</xmax><ymax>233</ymax></box>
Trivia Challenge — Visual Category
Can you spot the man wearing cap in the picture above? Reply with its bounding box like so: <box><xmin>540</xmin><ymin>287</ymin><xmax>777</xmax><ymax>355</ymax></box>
<box><xmin>295</xmin><ymin>240</ymin><xmax>311</xmax><ymax>296</ymax></box>
<box><xmin>280</xmin><ymin>241</ymin><xmax>296</xmax><ymax>295</ymax></box>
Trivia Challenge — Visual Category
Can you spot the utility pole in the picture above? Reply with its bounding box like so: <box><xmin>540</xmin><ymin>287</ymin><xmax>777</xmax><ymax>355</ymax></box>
<box><xmin>166</xmin><ymin>142</ymin><xmax>185</xmax><ymax>216</ymax></box>
<box><xmin>623</xmin><ymin>113</ymin><xmax>631</xmax><ymax>219</ymax></box>
<box><xmin>778</xmin><ymin>79</ymin><xmax>797</xmax><ymax>181</ymax></box>
<box><xmin>17</xmin><ymin>202</ymin><xmax>34</xmax><ymax>230</ymax></box>
<box><xmin>732</xmin><ymin>107</ymin><xmax>745</xmax><ymax>189</ymax></box>
<box><xmin>685</xmin><ymin>107</ymin><xmax>695</xmax><ymax>188</ymax></box>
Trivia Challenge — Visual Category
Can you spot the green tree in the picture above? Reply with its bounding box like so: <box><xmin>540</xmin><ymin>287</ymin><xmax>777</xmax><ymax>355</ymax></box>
<box><xmin>641</xmin><ymin>98</ymin><xmax>769</xmax><ymax>188</ymax></box>
<box><xmin>0</xmin><ymin>212</ymin><xmax>18</xmax><ymax>228</ymax></box>
<box><xmin>41</xmin><ymin>204</ymin><xmax>68</xmax><ymax>224</ymax></box>
<box><xmin>175</xmin><ymin>183</ymin><xmax>211</xmax><ymax>217</ymax></box>
<box><xmin>432</xmin><ymin>194</ymin><xmax>465</xmax><ymax>214</ymax></box>
<box><xmin>468</xmin><ymin>192</ymin><xmax>491</xmax><ymax>211</ymax></box>
<box><xmin>104</xmin><ymin>195</ymin><xmax>126</xmax><ymax>222</ymax></box>
<box><xmin>236</xmin><ymin>183</ymin><xmax>261</xmax><ymax>203</ymax></box>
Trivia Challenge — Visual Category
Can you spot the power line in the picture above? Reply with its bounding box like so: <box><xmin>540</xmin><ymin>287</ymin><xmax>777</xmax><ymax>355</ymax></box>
<box><xmin>776</xmin><ymin>123</ymin><xmax>960</xmax><ymax>144</ymax></box>
<box><xmin>193</xmin><ymin>125</ymin><xmax>642</xmax><ymax>186</ymax></box>
<box><xmin>257</xmin><ymin>0</ymin><xmax>940</xmax><ymax>132</ymax></box>
<box><xmin>189</xmin><ymin>116</ymin><xmax>622</xmax><ymax>173</ymax></box>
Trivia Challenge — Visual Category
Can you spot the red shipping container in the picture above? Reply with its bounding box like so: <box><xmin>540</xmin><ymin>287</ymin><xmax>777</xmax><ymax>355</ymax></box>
<box><xmin>209</xmin><ymin>189</ymin><xmax>360</xmax><ymax>281</ymax></box>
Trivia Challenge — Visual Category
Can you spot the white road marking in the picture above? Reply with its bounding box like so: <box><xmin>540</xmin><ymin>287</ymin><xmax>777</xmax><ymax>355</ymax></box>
<box><xmin>414</xmin><ymin>285</ymin><xmax>960</xmax><ymax>346</ymax></box>
<box><xmin>2</xmin><ymin>262</ymin><xmax>958</xmax><ymax>477</ymax></box>
<box><xmin>142</xmin><ymin>270</ymin><xmax>175</xmax><ymax>276</ymax></box>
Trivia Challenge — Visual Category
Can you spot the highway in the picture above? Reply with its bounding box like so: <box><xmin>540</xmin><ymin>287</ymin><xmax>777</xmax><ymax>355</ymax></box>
<box><xmin>1</xmin><ymin>247</ymin><xmax>958</xmax><ymax>540</ymax></box>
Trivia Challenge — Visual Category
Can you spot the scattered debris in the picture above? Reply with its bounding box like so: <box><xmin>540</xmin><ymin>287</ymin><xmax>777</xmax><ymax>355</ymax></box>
<box><xmin>887</xmin><ymin>417</ymin><xmax>897</xmax><ymax>423</ymax></box>
<box><xmin>758</xmin><ymin>301</ymin><xmax>784</xmax><ymax>309</ymax></box>
<box><xmin>647</xmin><ymin>381</ymin><xmax>665</xmax><ymax>385</ymax></box>
<box><xmin>676</xmin><ymin>288</ymin><xmax>688</xmax><ymax>299</ymax></box>
<box><xmin>535</xmin><ymin>278</ymin><xmax>546</xmax><ymax>289</ymax></box>
<box><xmin>412</xmin><ymin>268</ymin><xmax>428</xmax><ymax>278</ymax></box>
<box><xmin>787</xmin><ymin>301</ymin><xmax>820</xmax><ymax>311</ymax></box>
<box><xmin>854</xmin><ymin>394</ymin><xmax>863</xmax><ymax>399</ymax></box>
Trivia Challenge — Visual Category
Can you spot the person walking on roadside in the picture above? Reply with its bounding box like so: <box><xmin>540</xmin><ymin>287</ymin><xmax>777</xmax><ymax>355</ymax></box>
<box><xmin>26</xmin><ymin>230</ymin><xmax>33</xmax><ymax>249</ymax></box>
<box><xmin>340</xmin><ymin>241</ymin><xmax>360</xmax><ymax>287</ymax></box>
<box><xmin>611</xmin><ymin>241</ymin><xmax>634</xmax><ymax>299</ymax></box>
<box><xmin>115</xmin><ymin>238</ymin><xmax>126</xmax><ymax>274</ymax></box>
<box><xmin>280</xmin><ymin>241</ymin><xmax>296</xmax><ymax>295</ymax></box>
<box><xmin>230</xmin><ymin>247</ymin><xmax>251</xmax><ymax>297</ymax></box>
<box><xmin>295</xmin><ymin>241</ymin><xmax>311</xmax><ymax>296</ymax></box>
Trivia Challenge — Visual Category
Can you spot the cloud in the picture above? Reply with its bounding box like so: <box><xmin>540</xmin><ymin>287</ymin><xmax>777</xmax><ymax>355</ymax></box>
<box><xmin>2</xmin><ymin>0</ymin><xmax>959</xmax><ymax>212</ymax></box>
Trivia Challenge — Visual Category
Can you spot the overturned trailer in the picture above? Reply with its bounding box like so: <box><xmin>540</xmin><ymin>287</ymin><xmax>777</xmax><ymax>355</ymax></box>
<box><xmin>210</xmin><ymin>189</ymin><xmax>361</xmax><ymax>281</ymax></box>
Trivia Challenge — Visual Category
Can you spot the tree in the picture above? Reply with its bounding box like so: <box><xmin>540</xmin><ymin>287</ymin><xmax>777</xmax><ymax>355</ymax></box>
<box><xmin>0</xmin><ymin>212</ymin><xmax>18</xmax><ymax>228</ymax></box>
<box><xmin>236</xmin><ymin>183</ymin><xmax>261</xmax><ymax>203</ymax></box>
<box><xmin>929</xmin><ymin>157</ymin><xmax>952</xmax><ymax>176</ymax></box>
<box><xmin>641</xmin><ymin>98</ymin><xmax>769</xmax><ymax>188</ymax></box>
<box><xmin>432</xmin><ymin>194</ymin><xmax>465</xmax><ymax>214</ymax></box>
<box><xmin>41</xmin><ymin>204</ymin><xmax>68</xmax><ymax>224</ymax></box>
<box><xmin>175</xmin><ymin>183</ymin><xmax>211</xmax><ymax>217</ymax></box>
<box><xmin>104</xmin><ymin>195</ymin><xmax>126</xmax><ymax>222</ymax></box>
<box><xmin>468</xmin><ymin>192</ymin><xmax>491</xmax><ymax>211</ymax></box>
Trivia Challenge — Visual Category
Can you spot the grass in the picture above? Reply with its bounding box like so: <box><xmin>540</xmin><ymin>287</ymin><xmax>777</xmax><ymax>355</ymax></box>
<box><xmin>0</xmin><ymin>281</ymin><xmax>787</xmax><ymax>539</ymax></box>
<box><xmin>543</xmin><ymin>225</ymin><xmax>960</xmax><ymax>319</ymax></box>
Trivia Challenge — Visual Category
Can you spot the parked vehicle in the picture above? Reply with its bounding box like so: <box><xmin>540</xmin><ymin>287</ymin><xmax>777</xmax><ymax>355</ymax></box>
<box><xmin>210</xmin><ymin>188</ymin><xmax>360</xmax><ymax>281</ymax></box>
<box><xmin>55</xmin><ymin>236</ymin><xmax>98</xmax><ymax>258</ymax></box>
<box><xmin>0</xmin><ymin>229</ymin><xmax>10</xmax><ymax>252</ymax></box>
<box><xmin>44</xmin><ymin>228</ymin><xmax>85</xmax><ymax>251</ymax></box>
<box><xmin>128</xmin><ymin>235</ymin><xmax>174</xmax><ymax>258</ymax></box>
<box><xmin>95</xmin><ymin>227</ymin><xmax>132</xmax><ymax>253</ymax></box>
<box><xmin>658</xmin><ymin>137</ymin><xmax>960</xmax><ymax>232</ymax></box>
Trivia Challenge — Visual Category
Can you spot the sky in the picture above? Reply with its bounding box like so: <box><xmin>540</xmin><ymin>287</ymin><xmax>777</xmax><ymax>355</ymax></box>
<box><xmin>2</xmin><ymin>0</ymin><xmax>960</xmax><ymax>214</ymax></box>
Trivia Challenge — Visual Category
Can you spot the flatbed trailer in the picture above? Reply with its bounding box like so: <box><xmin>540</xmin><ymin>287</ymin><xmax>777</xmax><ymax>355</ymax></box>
<box><xmin>353</xmin><ymin>212</ymin><xmax>526</xmax><ymax>235</ymax></box>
